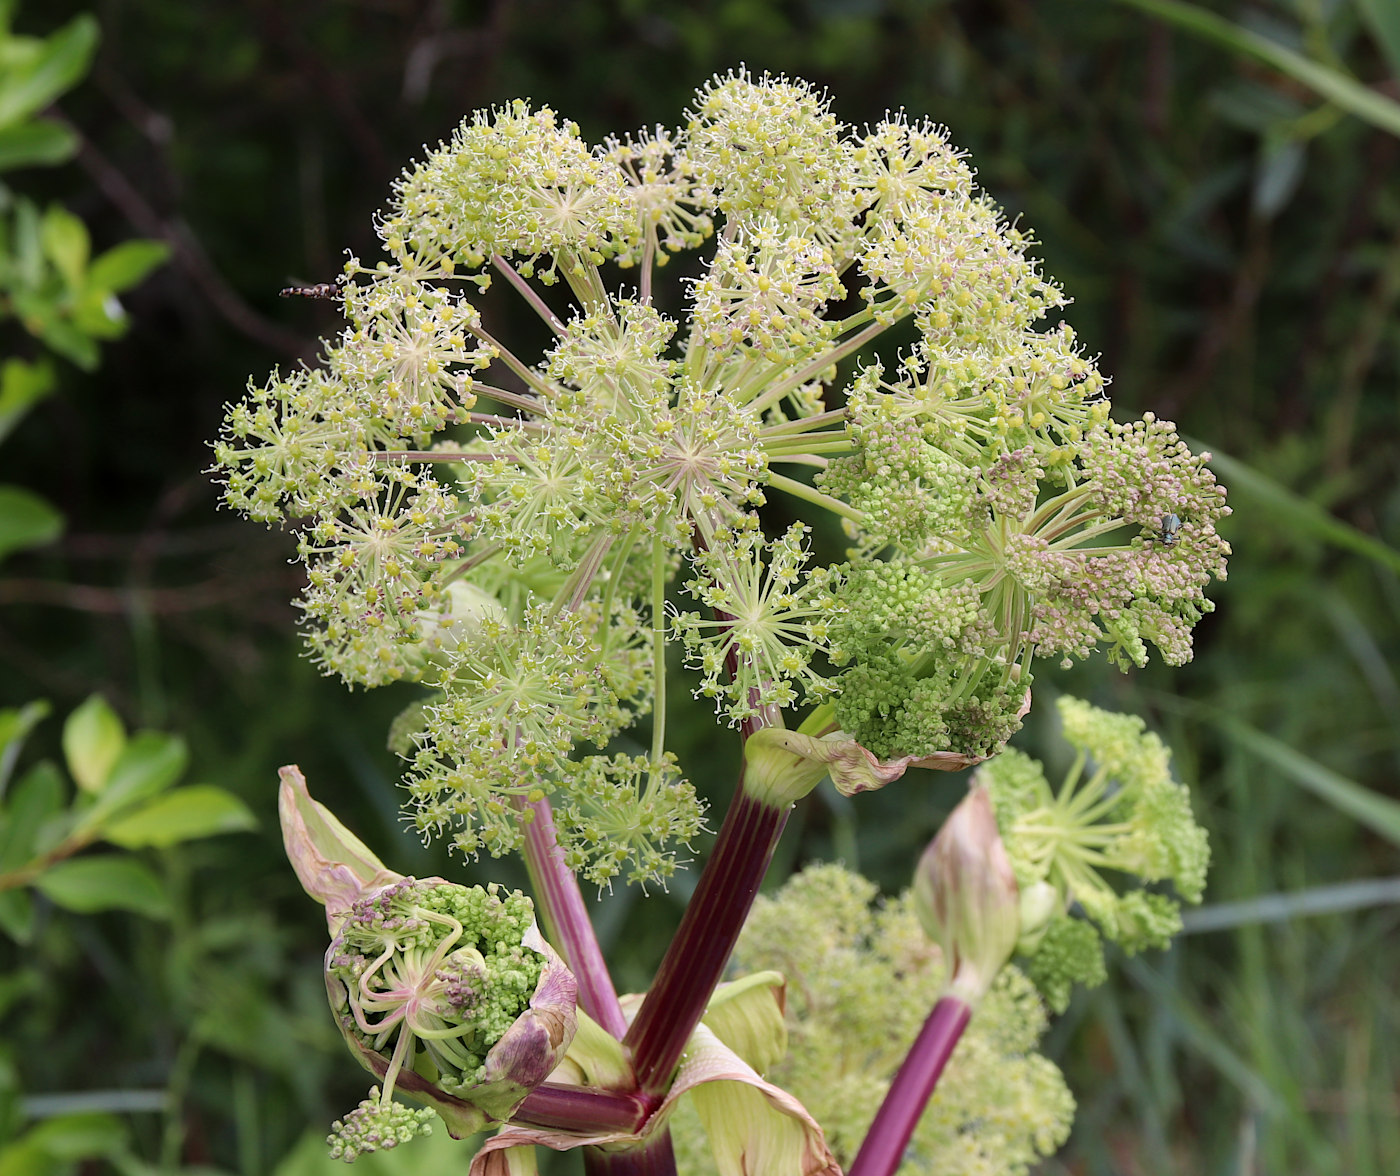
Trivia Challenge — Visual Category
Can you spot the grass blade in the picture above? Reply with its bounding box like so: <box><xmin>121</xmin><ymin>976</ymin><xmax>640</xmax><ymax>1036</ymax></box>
<box><xmin>1199</xmin><ymin>445</ymin><xmax>1400</xmax><ymax>575</ymax></box>
<box><xmin>1182</xmin><ymin>877</ymin><xmax>1400</xmax><ymax>932</ymax></box>
<box><xmin>1214</xmin><ymin>715</ymin><xmax>1400</xmax><ymax>846</ymax></box>
<box><xmin>1116</xmin><ymin>0</ymin><xmax>1400</xmax><ymax>138</ymax></box>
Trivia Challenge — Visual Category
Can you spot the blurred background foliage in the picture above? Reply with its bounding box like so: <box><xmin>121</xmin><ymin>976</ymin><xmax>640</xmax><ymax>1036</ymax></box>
<box><xmin>0</xmin><ymin>0</ymin><xmax>1397</xmax><ymax>1173</ymax></box>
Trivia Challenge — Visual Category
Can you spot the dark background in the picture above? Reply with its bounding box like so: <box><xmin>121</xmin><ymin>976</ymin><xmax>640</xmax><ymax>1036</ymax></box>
<box><xmin>2</xmin><ymin>1</ymin><xmax>1399</xmax><ymax>1172</ymax></box>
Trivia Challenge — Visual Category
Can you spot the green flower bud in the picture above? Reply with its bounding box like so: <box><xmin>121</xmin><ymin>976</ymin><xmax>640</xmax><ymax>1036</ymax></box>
<box><xmin>912</xmin><ymin>783</ymin><xmax>1021</xmax><ymax>1005</ymax></box>
<box><xmin>1016</xmin><ymin>880</ymin><xmax>1060</xmax><ymax>955</ymax></box>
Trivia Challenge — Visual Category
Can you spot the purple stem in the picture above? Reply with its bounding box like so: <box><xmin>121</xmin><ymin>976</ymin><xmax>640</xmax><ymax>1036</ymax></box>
<box><xmin>513</xmin><ymin>1082</ymin><xmax>653</xmax><ymax>1134</ymax></box>
<box><xmin>623</xmin><ymin>779</ymin><xmax>790</xmax><ymax>1094</ymax></box>
<box><xmin>518</xmin><ymin>794</ymin><xmax>629</xmax><ymax>1040</ymax></box>
<box><xmin>846</xmin><ymin>995</ymin><xmax>973</xmax><ymax>1176</ymax></box>
<box><xmin>583</xmin><ymin>1132</ymin><xmax>678</xmax><ymax>1176</ymax></box>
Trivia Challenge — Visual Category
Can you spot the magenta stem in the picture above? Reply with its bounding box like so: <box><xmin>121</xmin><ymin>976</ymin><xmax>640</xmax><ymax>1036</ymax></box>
<box><xmin>623</xmin><ymin>779</ymin><xmax>790</xmax><ymax>1094</ymax></box>
<box><xmin>583</xmin><ymin>1131</ymin><xmax>678</xmax><ymax>1176</ymax></box>
<box><xmin>512</xmin><ymin>1082</ymin><xmax>652</xmax><ymax>1134</ymax></box>
<box><xmin>518</xmin><ymin>795</ymin><xmax>629</xmax><ymax>1039</ymax></box>
<box><xmin>846</xmin><ymin>995</ymin><xmax>973</xmax><ymax>1176</ymax></box>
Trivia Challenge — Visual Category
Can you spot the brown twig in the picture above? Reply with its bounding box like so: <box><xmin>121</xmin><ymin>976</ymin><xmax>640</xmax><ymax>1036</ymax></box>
<box><xmin>59</xmin><ymin>115</ymin><xmax>311</xmax><ymax>358</ymax></box>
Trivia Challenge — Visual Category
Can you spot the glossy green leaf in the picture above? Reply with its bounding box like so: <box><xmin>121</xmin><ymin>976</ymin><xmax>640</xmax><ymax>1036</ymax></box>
<box><xmin>0</xmin><ymin>118</ymin><xmax>76</xmax><ymax>171</ymax></box>
<box><xmin>33</xmin><ymin>315</ymin><xmax>99</xmax><ymax>371</ymax></box>
<box><xmin>0</xmin><ymin>699</ymin><xmax>49</xmax><ymax>795</ymax></box>
<box><xmin>0</xmin><ymin>14</ymin><xmax>99</xmax><ymax>129</ymax></box>
<box><xmin>34</xmin><ymin>855</ymin><xmax>171</xmax><ymax>919</ymax></box>
<box><xmin>0</xmin><ymin>484</ymin><xmax>63</xmax><ymax>562</ymax></box>
<box><xmin>0</xmin><ymin>760</ymin><xmax>63</xmax><ymax>872</ymax></box>
<box><xmin>86</xmin><ymin>239</ymin><xmax>170</xmax><ymax>293</ymax></box>
<box><xmin>62</xmin><ymin>695</ymin><xmax>125</xmax><ymax>795</ymax></box>
<box><xmin>39</xmin><ymin>204</ymin><xmax>87</xmax><ymax>289</ymax></box>
<box><xmin>12</xmin><ymin>196</ymin><xmax>43</xmax><ymax>288</ymax></box>
<box><xmin>80</xmin><ymin>731</ymin><xmax>188</xmax><ymax>827</ymax></box>
<box><xmin>0</xmin><ymin>888</ymin><xmax>34</xmax><ymax>943</ymax></box>
<box><xmin>1116</xmin><ymin>0</ymin><xmax>1400</xmax><ymax>138</ymax></box>
<box><xmin>0</xmin><ymin>357</ymin><xmax>55</xmax><ymax>446</ymax></box>
<box><xmin>102</xmin><ymin>785</ymin><xmax>256</xmax><ymax>849</ymax></box>
<box><xmin>70</xmin><ymin>285</ymin><xmax>127</xmax><ymax>340</ymax></box>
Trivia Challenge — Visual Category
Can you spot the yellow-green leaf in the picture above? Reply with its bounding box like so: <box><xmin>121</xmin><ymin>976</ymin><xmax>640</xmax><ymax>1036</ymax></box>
<box><xmin>0</xmin><ymin>483</ymin><xmax>63</xmax><ymax>563</ymax></box>
<box><xmin>40</xmin><ymin>204</ymin><xmax>88</xmax><ymax>289</ymax></box>
<box><xmin>0</xmin><ymin>118</ymin><xmax>76</xmax><ymax>171</ymax></box>
<box><xmin>0</xmin><ymin>15</ymin><xmax>99</xmax><ymax>129</ymax></box>
<box><xmin>62</xmin><ymin>695</ymin><xmax>125</xmax><ymax>794</ymax></box>
<box><xmin>87</xmin><ymin>239</ymin><xmax>170</xmax><ymax>293</ymax></box>
<box><xmin>102</xmin><ymin>785</ymin><xmax>256</xmax><ymax>849</ymax></box>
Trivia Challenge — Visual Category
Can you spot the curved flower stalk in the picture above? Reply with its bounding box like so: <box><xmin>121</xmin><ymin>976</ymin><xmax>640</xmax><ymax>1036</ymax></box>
<box><xmin>280</xmin><ymin>767</ymin><xmax>578</xmax><ymax>1157</ymax></box>
<box><xmin>715</xmin><ymin>864</ymin><xmax>1073</xmax><ymax>1176</ymax></box>
<box><xmin>471</xmin><ymin>975</ymin><xmax>838</xmax><ymax>1176</ymax></box>
<box><xmin>844</xmin><ymin>786</ymin><xmax>1023</xmax><ymax>1176</ymax></box>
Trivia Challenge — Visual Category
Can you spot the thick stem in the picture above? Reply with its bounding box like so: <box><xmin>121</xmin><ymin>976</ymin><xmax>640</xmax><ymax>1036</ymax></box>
<box><xmin>583</xmin><ymin>1131</ymin><xmax>678</xmax><ymax>1176</ymax></box>
<box><xmin>846</xmin><ymin>995</ymin><xmax>973</xmax><ymax>1176</ymax></box>
<box><xmin>623</xmin><ymin>780</ymin><xmax>790</xmax><ymax>1094</ymax></box>
<box><xmin>512</xmin><ymin>1083</ymin><xmax>652</xmax><ymax>1134</ymax></box>
<box><xmin>518</xmin><ymin>795</ymin><xmax>629</xmax><ymax>1040</ymax></box>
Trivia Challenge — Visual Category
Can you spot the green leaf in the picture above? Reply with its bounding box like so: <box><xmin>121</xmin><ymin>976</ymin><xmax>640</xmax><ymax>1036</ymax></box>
<box><xmin>0</xmin><ymin>484</ymin><xmax>63</xmax><ymax>562</ymax></box>
<box><xmin>62</xmin><ymin>695</ymin><xmax>125</xmax><ymax>794</ymax></box>
<box><xmin>12</xmin><ymin>196</ymin><xmax>43</xmax><ymax>288</ymax></box>
<box><xmin>0</xmin><ymin>760</ymin><xmax>64</xmax><ymax>872</ymax></box>
<box><xmin>0</xmin><ymin>15</ymin><xmax>99</xmax><ymax>129</ymax></box>
<box><xmin>86</xmin><ymin>239</ymin><xmax>170</xmax><ymax>293</ymax></box>
<box><xmin>0</xmin><ymin>889</ymin><xmax>34</xmax><ymax>943</ymax></box>
<box><xmin>102</xmin><ymin>785</ymin><xmax>256</xmax><ymax>849</ymax></box>
<box><xmin>1252</xmin><ymin>138</ymin><xmax>1305</xmax><ymax>219</ymax></box>
<box><xmin>1115</xmin><ymin>0</ymin><xmax>1400</xmax><ymax>139</ymax></box>
<box><xmin>1214</xmin><ymin>715</ymin><xmax>1400</xmax><ymax>847</ymax></box>
<box><xmin>0</xmin><ymin>119</ymin><xmax>76</xmax><ymax>171</ymax></box>
<box><xmin>1358</xmin><ymin>0</ymin><xmax>1400</xmax><ymax>78</ymax></box>
<box><xmin>34</xmin><ymin>855</ymin><xmax>171</xmax><ymax>919</ymax></box>
<box><xmin>80</xmin><ymin>731</ymin><xmax>188</xmax><ymax>827</ymax></box>
<box><xmin>39</xmin><ymin>204</ymin><xmax>87</xmax><ymax>289</ymax></box>
<box><xmin>4</xmin><ymin>1111</ymin><xmax>128</xmax><ymax>1163</ymax></box>
<box><xmin>69</xmin><ymin>285</ymin><xmax>127</xmax><ymax>340</ymax></box>
<box><xmin>0</xmin><ymin>357</ymin><xmax>55</xmax><ymax>446</ymax></box>
<box><xmin>0</xmin><ymin>699</ymin><xmax>49</xmax><ymax>796</ymax></box>
<box><xmin>273</xmin><ymin>1123</ymin><xmax>475</xmax><ymax>1176</ymax></box>
<box><xmin>1198</xmin><ymin>445</ymin><xmax>1400</xmax><ymax>575</ymax></box>
<box><xmin>33</xmin><ymin>315</ymin><xmax>99</xmax><ymax>371</ymax></box>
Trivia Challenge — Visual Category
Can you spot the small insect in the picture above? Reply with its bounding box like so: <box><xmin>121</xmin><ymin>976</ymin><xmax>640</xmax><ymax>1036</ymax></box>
<box><xmin>1158</xmin><ymin>512</ymin><xmax>1182</xmax><ymax>547</ymax></box>
<box><xmin>279</xmin><ymin>281</ymin><xmax>341</xmax><ymax>300</ymax></box>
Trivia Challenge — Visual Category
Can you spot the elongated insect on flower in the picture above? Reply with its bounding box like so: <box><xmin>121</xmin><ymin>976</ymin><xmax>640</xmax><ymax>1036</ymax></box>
<box><xmin>280</xmin><ymin>281</ymin><xmax>341</xmax><ymax>299</ymax></box>
<box><xmin>1159</xmin><ymin>512</ymin><xmax>1182</xmax><ymax>546</ymax></box>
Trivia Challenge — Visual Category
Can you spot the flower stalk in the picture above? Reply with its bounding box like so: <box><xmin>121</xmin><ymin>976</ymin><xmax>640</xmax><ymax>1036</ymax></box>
<box><xmin>844</xmin><ymin>996</ymin><xmax>973</xmax><ymax>1176</ymax></box>
<box><xmin>624</xmin><ymin>774</ymin><xmax>790</xmax><ymax>1095</ymax></box>
<box><xmin>517</xmin><ymin>792</ymin><xmax>628</xmax><ymax>1039</ymax></box>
